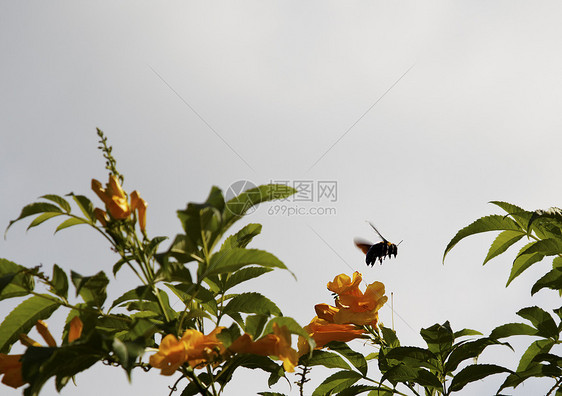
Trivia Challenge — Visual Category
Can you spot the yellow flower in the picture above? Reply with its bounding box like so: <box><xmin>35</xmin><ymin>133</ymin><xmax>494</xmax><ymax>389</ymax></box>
<box><xmin>149</xmin><ymin>327</ymin><xmax>225</xmax><ymax>375</ymax></box>
<box><xmin>0</xmin><ymin>354</ymin><xmax>24</xmax><ymax>388</ymax></box>
<box><xmin>92</xmin><ymin>175</ymin><xmax>130</xmax><ymax>219</ymax></box>
<box><xmin>91</xmin><ymin>175</ymin><xmax>148</xmax><ymax>231</ymax></box>
<box><xmin>317</xmin><ymin>273</ymin><xmax>388</xmax><ymax>327</ymax></box>
<box><xmin>149</xmin><ymin>334</ymin><xmax>188</xmax><ymax>376</ymax></box>
<box><xmin>0</xmin><ymin>318</ymin><xmax>83</xmax><ymax>389</ymax></box>
<box><xmin>297</xmin><ymin>317</ymin><xmax>365</xmax><ymax>356</ymax></box>
<box><xmin>229</xmin><ymin>324</ymin><xmax>298</xmax><ymax>372</ymax></box>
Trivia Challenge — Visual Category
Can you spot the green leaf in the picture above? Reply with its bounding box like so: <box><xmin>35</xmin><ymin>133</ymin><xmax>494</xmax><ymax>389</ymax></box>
<box><xmin>384</xmin><ymin>346</ymin><xmax>438</xmax><ymax>371</ymax></box>
<box><xmin>40</xmin><ymin>194</ymin><xmax>72</xmax><ymax>212</ymax></box>
<box><xmin>326</xmin><ymin>341</ymin><xmax>368</xmax><ymax>376</ymax></box>
<box><xmin>0</xmin><ymin>258</ymin><xmax>32</xmax><ymax>300</ymax></box>
<box><xmin>145</xmin><ymin>236</ymin><xmax>168</xmax><ymax>259</ymax></box>
<box><xmin>264</xmin><ymin>317</ymin><xmax>309</xmax><ymax>339</ymax></box>
<box><xmin>517</xmin><ymin>339</ymin><xmax>556</xmax><ymax>372</ymax></box>
<box><xmin>223</xmin><ymin>184</ymin><xmax>297</xmax><ymax>229</ymax></box>
<box><xmin>420</xmin><ymin>321</ymin><xmax>454</xmax><ymax>359</ymax></box>
<box><xmin>489</xmin><ymin>323</ymin><xmax>538</xmax><ymax>339</ymax></box>
<box><xmin>55</xmin><ymin>217</ymin><xmax>90</xmax><ymax>233</ymax></box>
<box><xmin>518</xmin><ymin>238</ymin><xmax>562</xmax><ymax>258</ymax></box>
<box><xmin>527</xmin><ymin>207</ymin><xmax>562</xmax><ymax>233</ymax></box>
<box><xmin>483</xmin><ymin>230</ymin><xmax>525</xmax><ymax>265</ymax></box>
<box><xmin>532</xmin><ymin>266</ymin><xmax>562</xmax><ymax>295</ymax></box>
<box><xmin>223</xmin><ymin>292</ymin><xmax>282</xmax><ymax>317</ymax></box>
<box><xmin>68</xmin><ymin>194</ymin><xmax>96</xmax><ymax>222</ymax></box>
<box><xmin>6</xmin><ymin>202</ymin><xmax>63</xmax><ymax>234</ymax></box>
<box><xmin>301</xmin><ymin>349</ymin><xmax>352</xmax><ymax>371</ymax></box>
<box><xmin>71</xmin><ymin>271</ymin><xmax>109</xmax><ymax>308</ymax></box>
<box><xmin>380</xmin><ymin>364</ymin><xmax>441</xmax><ymax>389</ymax></box>
<box><xmin>448</xmin><ymin>364</ymin><xmax>512</xmax><ymax>392</ymax></box>
<box><xmin>311</xmin><ymin>370</ymin><xmax>363</xmax><ymax>396</ymax></box>
<box><xmin>110</xmin><ymin>285</ymin><xmax>152</xmax><ymax>310</ymax></box>
<box><xmin>205</xmin><ymin>248</ymin><xmax>290</xmax><ymax>278</ymax></box>
<box><xmin>500</xmin><ymin>363</ymin><xmax>562</xmax><ymax>391</ymax></box>
<box><xmin>338</xmin><ymin>385</ymin><xmax>394</xmax><ymax>396</ymax></box>
<box><xmin>244</xmin><ymin>314</ymin><xmax>268</xmax><ymax>339</ymax></box>
<box><xmin>0</xmin><ymin>295</ymin><xmax>61</xmax><ymax>353</ymax></box>
<box><xmin>26</xmin><ymin>212</ymin><xmax>63</xmax><ymax>230</ymax></box>
<box><xmin>222</xmin><ymin>266</ymin><xmax>273</xmax><ymax>292</ymax></box>
<box><xmin>445</xmin><ymin>338</ymin><xmax>510</xmax><ymax>373</ymax></box>
<box><xmin>489</xmin><ymin>201</ymin><xmax>533</xmax><ymax>228</ymax></box>
<box><xmin>506</xmin><ymin>242</ymin><xmax>545</xmax><ymax>286</ymax></box>
<box><xmin>443</xmin><ymin>215</ymin><xmax>522</xmax><ymax>263</ymax></box>
<box><xmin>221</xmin><ymin>223</ymin><xmax>262</xmax><ymax>251</ymax></box>
<box><xmin>50</xmin><ymin>264</ymin><xmax>68</xmax><ymax>299</ymax></box>
<box><xmin>517</xmin><ymin>306</ymin><xmax>558</xmax><ymax>339</ymax></box>
<box><xmin>380</xmin><ymin>325</ymin><xmax>400</xmax><ymax>347</ymax></box>
<box><xmin>453</xmin><ymin>328</ymin><xmax>482</xmax><ymax>338</ymax></box>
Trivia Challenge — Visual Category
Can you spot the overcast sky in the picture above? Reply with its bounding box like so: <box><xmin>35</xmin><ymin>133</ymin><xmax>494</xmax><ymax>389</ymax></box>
<box><xmin>2</xmin><ymin>2</ymin><xmax>562</xmax><ymax>395</ymax></box>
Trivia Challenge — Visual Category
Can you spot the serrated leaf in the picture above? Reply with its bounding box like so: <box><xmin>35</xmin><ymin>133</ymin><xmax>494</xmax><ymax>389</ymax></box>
<box><xmin>40</xmin><ymin>194</ymin><xmax>72</xmax><ymax>212</ymax></box>
<box><xmin>489</xmin><ymin>201</ymin><xmax>532</xmax><ymax>228</ymax></box>
<box><xmin>445</xmin><ymin>338</ymin><xmax>510</xmax><ymax>373</ymax></box>
<box><xmin>55</xmin><ymin>217</ymin><xmax>90</xmax><ymax>233</ymax></box>
<box><xmin>517</xmin><ymin>306</ymin><xmax>558</xmax><ymax>339</ymax></box>
<box><xmin>71</xmin><ymin>271</ymin><xmax>109</xmax><ymax>308</ymax></box>
<box><xmin>454</xmin><ymin>328</ymin><xmax>482</xmax><ymax>338</ymax></box>
<box><xmin>489</xmin><ymin>323</ymin><xmax>538</xmax><ymax>339</ymax></box>
<box><xmin>223</xmin><ymin>292</ymin><xmax>282</xmax><ymax>317</ymax></box>
<box><xmin>0</xmin><ymin>295</ymin><xmax>61</xmax><ymax>353</ymax></box>
<box><xmin>385</xmin><ymin>346</ymin><xmax>438</xmax><ymax>371</ymax></box>
<box><xmin>6</xmin><ymin>202</ymin><xmax>63</xmax><ymax>234</ymax></box>
<box><xmin>448</xmin><ymin>364</ymin><xmax>512</xmax><ymax>392</ymax></box>
<box><xmin>483</xmin><ymin>230</ymin><xmax>525</xmax><ymax>265</ymax></box>
<box><xmin>517</xmin><ymin>339</ymin><xmax>555</xmax><ymax>372</ymax></box>
<box><xmin>110</xmin><ymin>285</ymin><xmax>152</xmax><ymax>310</ymax></box>
<box><xmin>50</xmin><ymin>264</ymin><xmax>68</xmax><ymax>299</ymax></box>
<box><xmin>221</xmin><ymin>223</ymin><xmax>262</xmax><ymax>251</ymax></box>
<box><xmin>381</xmin><ymin>364</ymin><xmax>441</xmax><ymax>389</ymax></box>
<box><xmin>518</xmin><ymin>238</ymin><xmax>562</xmax><ymax>258</ymax></box>
<box><xmin>499</xmin><ymin>363</ymin><xmax>562</xmax><ymax>391</ymax></box>
<box><xmin>302</xmin><ymin>349</ymin><xmax>352</xmax><ymax>371</ymax></box>
<box><xmin>380</xmin><ymin>325</ymin><xmax>400</xmax><ymax>348</ymax></box>
<box><xmin>68</xmin><ymin>194</ymin><xmax>96</xmax><ymax>222</ymax></box>
<box><xmin>223</xmin><ymin>184</ymin><xmax>297</xmax><ymax>228</ymax></box>
<box><xmin>326</xmin><ymin>341</ymin><xmax>368</xmax><ymax>376</ymax></box>
<box><xmin>26</xmin><ymin>212</ymin><xmax>63</xmax><ymax>231</ymax></box>
<box><xmin>443</xmin><ymin>215</ymin><xmax>522</xmax><ymax>263</ymax></box>
<box><xmin>506</xmin><ymin>242</ymin><xmax>545</xmax><ymax>286</ymax></box>
<box><xmin>205</xmin><ymin>248</ymin><xmax>289</xmax><ymax>278</ymax></box>
<box><xmin>420</xmin><ymin>322</ymin><xmax>454</xmax><ymax>359</ymax></box>
<box><xmin>312</xmin><ymin>370</ymin><xmax>363</xmax><ymax>396</ymax></box>
<box><xmin>532</xmin><ymin>266</ymin><xmax>562</xmax><ymax>295</ymax></box>
<box><xmin>0</xmin><ymin>259</ymin><xmax>31</xmax><ymax>300</ymax></box>
<box><xmin>223</xmin><ymin>266</ymin><xmax>273</xmax><ymax>292</ymax></box>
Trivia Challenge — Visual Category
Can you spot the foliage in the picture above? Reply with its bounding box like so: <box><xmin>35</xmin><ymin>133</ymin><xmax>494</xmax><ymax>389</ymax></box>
<box><xmin>2</xmin><ymin>133</ymin><xmax>562</xmax><ymax>395</ymax></box>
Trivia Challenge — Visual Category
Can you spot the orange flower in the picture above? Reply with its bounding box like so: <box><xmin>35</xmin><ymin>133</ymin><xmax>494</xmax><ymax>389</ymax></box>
<box><xmin>229</xmin><ymin>324</ymin><xmax>298</xmax><ymax>372</ymax></box>
<box><xmin>149</xmin><ymin>334</ymin><xmax>188</xmax><ymax>375</ymax></box>
<box><xmin>0</xmin><ymin>354</ymin><xmax>24</xmax><ymax>388</ymax></box>
<box><xmin>92</xmin><ymin>175</ymin><xmax>130</xmax><ymax>219</ymax></box>
<box><xmin>298</xmin><ymin>317</ymin><xmax>365</xmax><ymax>356</ymax></box>
<box><xmin>0</xmin><ymin>318</ymin><xmax>83</xmax><ymax>389</ymax></box>
<box><xmin>68</xmin><ymin>316</ymin><xmax>83</xmax><ymax>343</ymax></box>
<box><xmin>91</xmin><ymin>175</ymin><xmax>148</xmax><ymax>231</ymax></box>
<box><xmin>150</xmin><ymin>327</ymin><xmax>225</xmax><ymax>375</ymax></box>
<box><xmin>317</xmin><ymin>273</ymin><xmax>388</xmax><ymax>327</ymax></box>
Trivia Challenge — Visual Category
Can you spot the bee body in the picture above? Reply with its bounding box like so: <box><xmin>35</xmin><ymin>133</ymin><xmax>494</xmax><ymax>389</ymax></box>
<box><xmin>354</xmin><ymin>223</ymin><xmax>400</xmax><ymax>266</ymax></box>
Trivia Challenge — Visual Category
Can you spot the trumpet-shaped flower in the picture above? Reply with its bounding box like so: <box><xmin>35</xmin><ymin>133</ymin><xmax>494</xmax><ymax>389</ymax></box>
<box><xmin>317</xmin><ymin>272</ymin><xmax>388</xmax><ymax>327</ymax></box>
<box><xmin>1</xmin><ymin>318</ymin><xmax>83</xmax><ymax>389</ymax></box>
<box><xmin>229</xmin><ymin>324</ymin><xmax>298</xmax><ymax>373</ymax></box>
<box><xmin>91</xmin><ymin>175</ymin><xmax>148</xmax><ymax>231</ymax></box>
<box><xmin>0</xmin><ymin>354</ymin><xmax>24</xmax><ymax>388</ymax></box>
<box><xmin>149</xmin><ymin>327</ymin><xmax>225</xmax><ymax>375</ymax></box>
<box><xmin>298</xmin><ymin>317</ymin><xmax>365</xmax><ymax>356</ymax></box>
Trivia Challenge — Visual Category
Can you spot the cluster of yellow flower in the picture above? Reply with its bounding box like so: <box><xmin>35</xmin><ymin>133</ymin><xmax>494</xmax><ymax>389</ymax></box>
<box><xmin>298</xmin><ymin>271</ymin><xmax>388</xmax><ymax>355</ymax></box>
<box><xmin>0</xmin><ymin>317</ymin><xmax>83</xmax><ymax>388</ymax></box>
<box><xmin>91</xmin><ymin>175</ymin><xmax>147</xmax><ymax>232</ymax></box>
<box><xmin>149</xmin><ymin>272</ymin><xmax>387</xmax><ymax>376</ymax></box>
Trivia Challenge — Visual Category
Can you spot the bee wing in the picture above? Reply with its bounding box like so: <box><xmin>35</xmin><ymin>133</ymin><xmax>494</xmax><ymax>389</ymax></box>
<box><xmin>367</xmin><ymin>221</ymin><xmax>388</xmax><ymax>242</ymax></box>
<box><xmin>354</xmin><ymin>238</ymin><xmax>372</xmax><ymax>254</ymax></box>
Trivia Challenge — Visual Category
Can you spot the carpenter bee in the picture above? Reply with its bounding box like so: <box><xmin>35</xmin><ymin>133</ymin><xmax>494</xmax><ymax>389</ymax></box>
<box><xmin>354</xmin><ymin>222</ymin><xmax>401</xmax><ymax>266</ymax></box>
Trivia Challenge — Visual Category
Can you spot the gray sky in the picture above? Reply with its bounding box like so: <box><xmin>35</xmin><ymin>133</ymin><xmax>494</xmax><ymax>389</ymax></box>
<box><xmin>2</xmin><ymin>2</ymin><xmax>562</xmax><ymax>395</ymax></box>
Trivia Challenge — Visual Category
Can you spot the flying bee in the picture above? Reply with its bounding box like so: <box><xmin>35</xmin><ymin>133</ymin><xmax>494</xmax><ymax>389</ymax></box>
<box><xmin>354</xmin><ymin>222</ymin><xmax>401</xmax><ymax>266</ymax></box>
